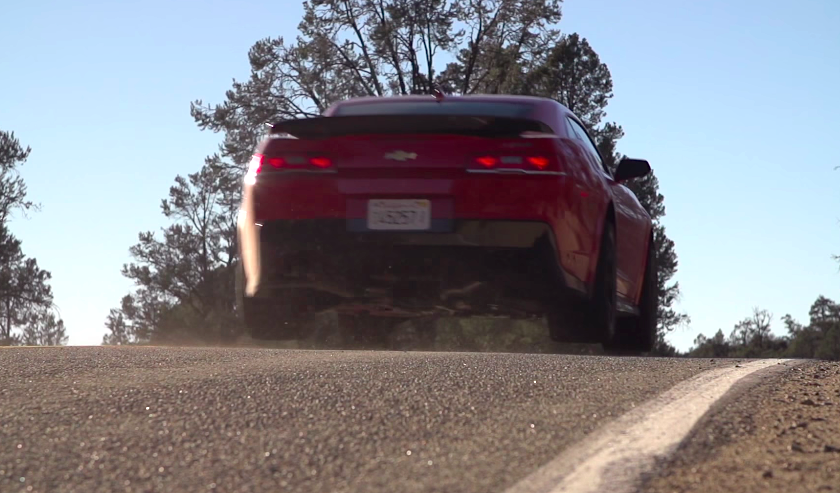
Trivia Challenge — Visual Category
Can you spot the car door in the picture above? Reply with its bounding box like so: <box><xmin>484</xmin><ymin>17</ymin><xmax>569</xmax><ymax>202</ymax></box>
<box><xmin>565</xmin><ymin>117</ymin><xmax>644</xmax><ymax>302</ymax></box>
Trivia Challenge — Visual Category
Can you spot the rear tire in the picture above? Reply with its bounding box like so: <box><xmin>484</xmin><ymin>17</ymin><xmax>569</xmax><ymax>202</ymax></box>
<box><xmin>605</xmin><ymin>239</ymin><xmax>657</xmax><ymax>354</ymax></box>
<box><xmin>588</xmin><ymin>221</ymin><xmax>619</xmax><ymax>347</ymax></box>
<box><xmin>547</xmin><ymin>221</ymin><xmax>618</xmax><ymax>346</ymax></box>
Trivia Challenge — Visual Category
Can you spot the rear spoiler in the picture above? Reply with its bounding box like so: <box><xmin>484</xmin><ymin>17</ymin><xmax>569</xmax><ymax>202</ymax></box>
<box><xmin>266</xmin><ymin>114</ymin><xmax>554</xmax><ymax>139</ymax></box>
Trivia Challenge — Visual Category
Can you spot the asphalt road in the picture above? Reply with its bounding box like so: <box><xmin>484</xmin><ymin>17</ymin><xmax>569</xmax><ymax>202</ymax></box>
<box><xmin>0</xmin><ymin>347</ymin><xmax>743</xmax><ymax>493</ymax></box>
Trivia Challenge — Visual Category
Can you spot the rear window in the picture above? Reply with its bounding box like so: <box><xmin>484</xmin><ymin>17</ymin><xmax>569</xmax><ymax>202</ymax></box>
<box><xmin>333</xmin><ymin>100</ymin><xmax>536</xmax><ymax>118</ymax></box>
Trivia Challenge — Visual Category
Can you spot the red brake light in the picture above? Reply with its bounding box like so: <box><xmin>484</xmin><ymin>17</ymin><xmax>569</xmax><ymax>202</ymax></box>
<box><xmin>527</xmin><ymin>156</ymin><xmax>549</xmax><ymax>169</ymax></box>
<box><xmin>245</xmin><ymin>154</ymin><xmax>333</xmax><ymax>182</ymax></box>
<box><xmin>469</xmin><ymin>153</ymin><xmax>559</xmax><ymax>173</ymax></box>
<box><xmin>309</xmin><ymin>157</ymin><xmax>332</xmax><ymax>168</ymax></box>
<box><xmin>476</xmin><ymin>156</ymin><xmax>497</xmax><ymax>167</ymax></box>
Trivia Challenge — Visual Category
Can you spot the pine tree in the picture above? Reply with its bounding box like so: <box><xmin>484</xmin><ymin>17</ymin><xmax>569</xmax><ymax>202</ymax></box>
<box><xmin>102</xmin><ymin>165</ymin><xmax>240</xmax><ymax>344</ymax></box>
<box><xmin>0</xmin><ymin>130</ymin><xmax>66</xmax><ymax>346</ymax></box>
<box><xmin>22</xmin><ymin>309</ymin><xmax>68</xmax><ymax>346</ymax></box>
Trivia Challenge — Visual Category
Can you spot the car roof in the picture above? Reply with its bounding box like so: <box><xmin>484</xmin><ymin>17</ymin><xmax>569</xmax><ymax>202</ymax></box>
<box><xmin>329</xmin><ymin>94</ymin><xmax>569</xmax><ymax>110</ymax></box>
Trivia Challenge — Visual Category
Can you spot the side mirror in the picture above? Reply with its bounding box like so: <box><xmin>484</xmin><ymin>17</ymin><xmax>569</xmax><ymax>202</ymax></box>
<box><xmin>614</xmin><ymin>157</ymin><xmax>651</xmax><ymax>182</ymax></box>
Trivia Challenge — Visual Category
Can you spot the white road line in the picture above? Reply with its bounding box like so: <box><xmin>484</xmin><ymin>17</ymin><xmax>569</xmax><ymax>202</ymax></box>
<box><xmin>505</xmin><ymin>359</ymin><xmax>794</xmax><ymax>493</ymax></box>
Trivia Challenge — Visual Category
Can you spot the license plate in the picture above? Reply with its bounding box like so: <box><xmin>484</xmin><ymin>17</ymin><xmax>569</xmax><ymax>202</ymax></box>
<box><xmin>367</xmin><ymin>199</ymin><xmax>431</xmax><ymax>230</ymax></box>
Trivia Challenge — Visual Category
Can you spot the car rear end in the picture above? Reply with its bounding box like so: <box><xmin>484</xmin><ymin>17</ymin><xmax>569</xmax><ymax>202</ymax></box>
<box><xmin>238</xmin><ymin>96</ymin><xmax>577</xmax><ymax>319</ymax></box>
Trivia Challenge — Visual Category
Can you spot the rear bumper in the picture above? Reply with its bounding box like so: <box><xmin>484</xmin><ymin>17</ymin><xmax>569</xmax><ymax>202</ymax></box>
<box><xmin>238</xmin><ymin>217</ymin><xmax>586</xmax><ymax>300</ymax></box>
<box><xmin>257</xmin><ymin>218</ymin><xmax>555</xmax><ymax>249</ymax></box>
<box><xmin>238</xmin><ymin>172</ymin><xmax>595</xmax><ymax>297</ymax></box>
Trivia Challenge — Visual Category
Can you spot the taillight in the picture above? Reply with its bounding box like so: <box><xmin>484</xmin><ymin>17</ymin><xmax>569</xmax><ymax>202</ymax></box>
<box><xmin>469</xmin><ymin>154</ymin><xmax>558</xmax><ymax>172</ymax></box>
<box><xmin>309</xmin><ymin>157</ymin><xmax>331</xmax><ymax>168</ymax></box>
<box><xmin>526</xmin><ymin>156</ymin><xmax>550</xmax><ymax>170</ymax></box>
<box><xmin>476</xmin><ymin>156</ymin><xmax>498</xmax><ymax>168</ymax></box>
<box><xmin>244</xmin><ymin>153</ymin><xmax>333</xmax><ymax>184</ymax></box>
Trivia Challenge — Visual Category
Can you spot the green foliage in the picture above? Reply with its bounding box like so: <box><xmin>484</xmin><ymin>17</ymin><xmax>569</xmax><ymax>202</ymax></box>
<box><xmin>688</xmin><ymin>297</ymin><xmax>840</xmax><ymax>361</ymax></box>
<box><xmin>103</xmin><ymin>165</ymin><xmax>240</xmax><ymax>345</ymax></box>
<box><xmin>189</xmin><ymin>0</ymin><xmax>566</xmax><ymax>175</ymax></box>
<box><xmin>689</xmin><ymin>329</ymin><xmax>730</xmax><ymax>358</ymax></box>
<box><xmin>21</xmin><ymin>309</ymin><xmax>68</xmax><ymax>346</ymax></box>
<box><xmin>0</xmin><ymin>130</ymin><xmax>66</xmax><ymax>346</ymax></box>
<box><xmin>0</xmin><ymin>131</ymin><xmax>36</xmax><ymax>224</ymax></box>
<box><xmin>522</xmin><ymin>33</ymin><xmax>612</xmax><ymax>127</ymax></box>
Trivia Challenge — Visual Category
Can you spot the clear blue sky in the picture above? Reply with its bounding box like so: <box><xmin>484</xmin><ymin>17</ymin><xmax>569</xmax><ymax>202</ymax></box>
<box><xmin>2</xmin><ymin>0</ymin><xmax>838</xmax><ymax>350</ymax></box>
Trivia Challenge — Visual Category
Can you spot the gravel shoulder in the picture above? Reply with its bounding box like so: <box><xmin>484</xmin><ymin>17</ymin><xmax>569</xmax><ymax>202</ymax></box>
<box><xmin>642</xmin><ymin>361</ymin><xmax>840</xmax><ymax>493</ymax></box>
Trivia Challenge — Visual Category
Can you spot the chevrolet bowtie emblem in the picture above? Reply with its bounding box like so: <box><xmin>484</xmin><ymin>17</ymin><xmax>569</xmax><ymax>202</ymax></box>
<box><xmin>384</xmin><ymin>150</ymin><xmax>417</xmax><ymax>161</ymax></box>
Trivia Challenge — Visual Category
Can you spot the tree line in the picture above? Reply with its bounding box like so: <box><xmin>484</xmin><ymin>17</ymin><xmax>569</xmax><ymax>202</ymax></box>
<box><xmin>0</xmin><ymin>131</ymin><xmax>68</xmax><ymax>346</ymax></box>
<box><xmin>102</xmin><ymin>0</ymin><xmax>688</xmax><ymax>350</ymax></box>
<box><xmin>688</xmin><ymin>296</ymin><xmax>840</xmax><ymax>360</ymax></box>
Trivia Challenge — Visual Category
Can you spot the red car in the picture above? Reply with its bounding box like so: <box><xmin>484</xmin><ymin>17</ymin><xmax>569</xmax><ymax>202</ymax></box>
<box><xmin>236</xmin><ymin>94</ymin><xmax>657</xmax><ymax>353</ymax></box>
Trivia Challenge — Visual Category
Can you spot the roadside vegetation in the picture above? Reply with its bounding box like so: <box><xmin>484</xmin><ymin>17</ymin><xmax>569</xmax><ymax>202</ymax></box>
<box><xmin>688</xmin><ymin>298</ymin><xmax>840</xmax><ymax>360</ymax></box>
<box><xmin>0</xmin><ymin>131</ymin><xmax>68</xmax><ymax>346</ymax></box>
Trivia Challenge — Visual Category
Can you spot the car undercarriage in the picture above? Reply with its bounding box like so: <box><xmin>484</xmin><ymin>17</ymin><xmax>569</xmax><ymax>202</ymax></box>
<box><xmin>256</xmin><ymin>242</ymin><xmax>561</xmax><ymax>322</ymax></box>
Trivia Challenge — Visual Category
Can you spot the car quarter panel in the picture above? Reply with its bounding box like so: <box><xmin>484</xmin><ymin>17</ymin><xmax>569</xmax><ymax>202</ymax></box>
<box><xmin>556</xmin><ymin>124</ymin><xmax>612</xmax><ymax>292</ymax></box>
<box><xmin>611</xmin><ymin>184</ymin><xmax>652</xmax><ymax>304</ymax></box>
